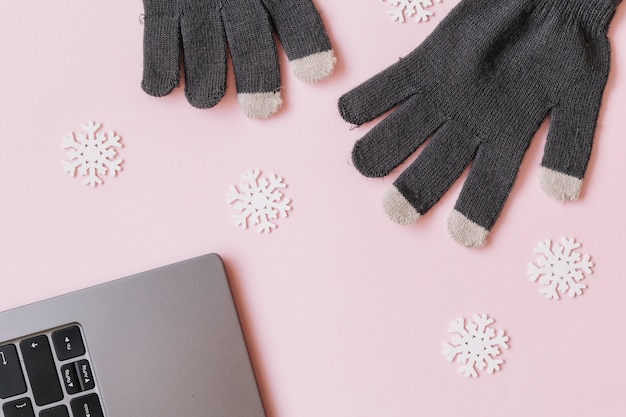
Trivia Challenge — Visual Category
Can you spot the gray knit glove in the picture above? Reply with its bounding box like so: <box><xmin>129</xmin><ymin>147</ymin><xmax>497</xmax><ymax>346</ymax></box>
<box><xmin>142</xmin><ymin>0</ymin><xmax>335</xmax><ymax>119</ymax></box>
<box><xmin>338</xmin><ymin>0</ymin><xmax>620</xmax><ymax>247</ymax></box>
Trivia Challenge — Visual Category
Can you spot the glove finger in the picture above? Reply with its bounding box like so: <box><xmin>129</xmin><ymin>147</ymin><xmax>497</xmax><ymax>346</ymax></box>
<box><xmin>141</xmin><ymin>14</ymin><xmax>181</xmax><ymax>97</ymax></box>
<box><xmin>383</xmin><ymin>120</ymin><xmax>479</xmax><ymax>225</ymax></box>
<box><xmin>223</xmin><ymin>0</ymin><xmax>282</xmax><ymax>119</ymax></box>
<box><xmin>352</xmin><ymin>94</ymin><xmax>446</xmax><ymax>178</ymax></box>
<box><xmin>449</xmin><ymin>135</ymin><xmax>529</xmax><ymax>248</ymax></box>
<box><xmin>180</xmin><ymin>8</ymin><xmax>227</xmax><ymax>108</ymax></box>
<box><xmin>338</xmin><ymin>56</ymin><xmax>432</xmax><ymax>126</ymax></box>
<box><xmin>260</xmin><ymin>0</ymin><xmax>335</xmax><ymax>82</ymax></box>
<box><xmin>541</xmin><ymin>67</ymin><xmax>609</xmax><ymax>201</ymax></box>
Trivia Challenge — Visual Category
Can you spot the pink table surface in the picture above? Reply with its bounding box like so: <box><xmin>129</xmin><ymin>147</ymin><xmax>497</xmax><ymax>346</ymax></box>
<box><xmin>2</xmin><ymin>1</ymin><xmax>626</xmax><ymax>416</ymax></box>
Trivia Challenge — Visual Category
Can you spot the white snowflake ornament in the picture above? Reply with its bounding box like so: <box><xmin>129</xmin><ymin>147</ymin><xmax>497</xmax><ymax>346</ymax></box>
<box><xmin>443</xmin><ymin>314</ymin><xmax>509</xmax><ymax>378</ymax></box>
<box><xmin>227</xmin><ymin>170</ymin><xmax>292</xmax><ymax>233</ymax></box>
<box><xmin>382</xmin><ymin>0</ymin><xmax>442</xmax><ymax>23</ymax></box>
<box><xmin>62</xmin><ymin>121</ymin><xmax>123</xmax><ymax>187</ymax></box>
<box><xmin>528</xmin><ymin>237</ymin><xmax>594</xmax><ymax>300</ymax></box>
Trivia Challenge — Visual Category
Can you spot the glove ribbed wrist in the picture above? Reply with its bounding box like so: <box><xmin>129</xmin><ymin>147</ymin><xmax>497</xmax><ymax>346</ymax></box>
<box><xmin>554</xmin><ymin>0</ymin><xmax>621</xmax><ymax>31</ymax></box>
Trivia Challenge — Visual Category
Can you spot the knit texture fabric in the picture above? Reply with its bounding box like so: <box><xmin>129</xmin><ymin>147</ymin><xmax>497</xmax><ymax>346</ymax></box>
<box><xmin>142</xmin><ymin>0</ymin><xmax>335</xmax><ymax>118</ymax></box>
<box><xmin>338</xmin><ymin>0</ymin><xmax>620</xmax><ymax>247</ymax></box>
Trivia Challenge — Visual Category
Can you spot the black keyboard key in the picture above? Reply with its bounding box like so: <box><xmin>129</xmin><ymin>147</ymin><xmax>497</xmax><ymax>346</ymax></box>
<box><xmin>70</xmin><ymin>394</ymin><xmax>104</xmax><ymax>417</ymax></box>
<box><xmin>39</xmin><ymin>405</ymin><xmax>69</xmax><ymax>417</ymax></box>
<box><xmin>2</xmin><ymin>398</ymin><xmax>35</xmax><ymax>417</ymax></box>
<box><xmin>19</xmin><ymin>335</ymin><xmax>64</xmax><ymax>406</ymax></box>
<box><xmin>0</xmin><ymin>344</ymin><xmax>27</xmax><ymax>399</ymax></box>
<box><xmin>75</xmin><ymin>359</ymin><xmax>95</xmax><ymax>391</ymax></box>
<box><xmin>60</xmin><ymin>363</ymin><xmax>81</xmax><ymax>395</ymax></box>
<box><xmin>51</xmin><ymin>326</ymin><xmax>85</xmax><ymax>361</ymax></box>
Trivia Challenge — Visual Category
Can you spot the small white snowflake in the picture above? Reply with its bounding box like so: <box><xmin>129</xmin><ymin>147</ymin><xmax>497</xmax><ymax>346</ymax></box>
<box><xmin>227</xmin><ymin>170</ymin><xmax>292</xmax><ymax>233</ymax></box>
<box><xmin>382</xmin><ymin>0</ymin><xmax>442</xmax><ymax>23</ymax></box>
<box><xmin>528</xmin><ymin>237</ymin><xmax>594</xmax><ymax>300</ymax></box>
<box><xmin>443</xmin><ymin>314</ymin><xmax>509</xmax><ymax>378</ymax></box>
<box><xmin>62</xmin><ymin>121</ymin><xmax>123</xmax><ymax>187</ymax></box>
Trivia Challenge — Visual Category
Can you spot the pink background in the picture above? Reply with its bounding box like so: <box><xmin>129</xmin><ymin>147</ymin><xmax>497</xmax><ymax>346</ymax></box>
<box><xmin>2</xmin><ymin>1</ymin><xmax>626</xmax><ymax>415</ymax></box>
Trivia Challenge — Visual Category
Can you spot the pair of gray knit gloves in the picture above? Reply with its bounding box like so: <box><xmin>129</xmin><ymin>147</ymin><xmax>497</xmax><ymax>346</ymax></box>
<box><xmin>142</xmin><ymin>0</ymin><xmax>622</xmax><ymax>247</ymax></box>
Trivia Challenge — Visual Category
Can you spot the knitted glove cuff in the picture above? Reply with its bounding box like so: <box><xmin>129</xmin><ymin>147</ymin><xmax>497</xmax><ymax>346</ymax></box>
<box><xmin>561</xmin><ymin>0</ymin><xmax>621</xmax><ymax>31</ymax></box>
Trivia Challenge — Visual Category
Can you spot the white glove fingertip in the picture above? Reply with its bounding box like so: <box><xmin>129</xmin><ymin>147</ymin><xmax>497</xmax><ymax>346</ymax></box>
<box><xmin>539</xmin><ymin>167</ymin><xmax>582</xmax><ymax>202</ymax></box>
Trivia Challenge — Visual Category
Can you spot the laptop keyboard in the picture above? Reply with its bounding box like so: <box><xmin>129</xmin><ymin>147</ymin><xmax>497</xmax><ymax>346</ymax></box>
<box><xmin>0</xmin><ymin>325</ymin><xmax>105</xmax><ymax>417</ymax></box>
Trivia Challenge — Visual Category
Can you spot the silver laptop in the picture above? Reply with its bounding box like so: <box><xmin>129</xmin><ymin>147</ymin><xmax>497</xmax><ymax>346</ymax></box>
<box><xmin>0</xmin><ymin>254</ymin><xmax>266</xmax><ymax>417</ymax></box>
